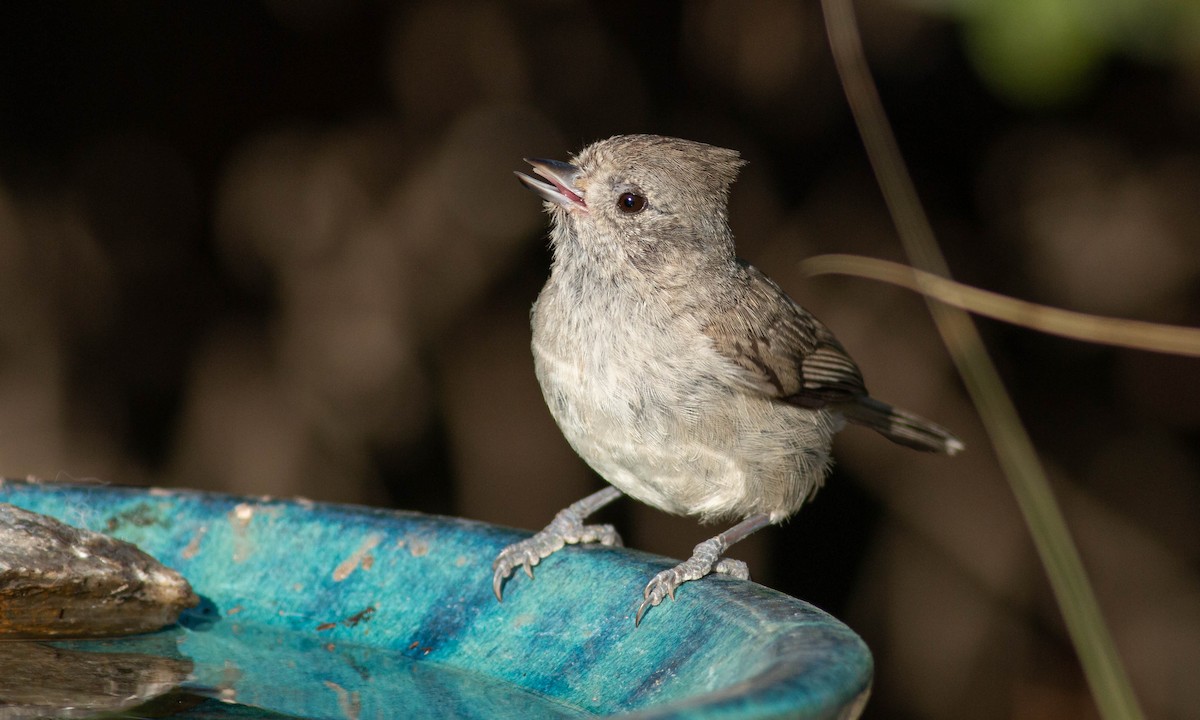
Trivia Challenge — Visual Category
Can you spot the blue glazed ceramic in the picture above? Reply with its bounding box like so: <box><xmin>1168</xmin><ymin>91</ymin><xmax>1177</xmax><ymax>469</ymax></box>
<box><xmin>0</xmin><ymin>480</ymin><xmax>872</xmax><ymax>719</ymax></box>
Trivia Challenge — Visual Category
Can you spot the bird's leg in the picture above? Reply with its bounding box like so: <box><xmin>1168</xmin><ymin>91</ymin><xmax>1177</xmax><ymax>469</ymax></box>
<box><xmin>635</xmin><ymin>512</ymin><xmax>771</xmax><ymax>625</ymax></box>
<box><xmin>492</xmin><ymin>486</ymin><xmax>624</xmax><ymax>601</ymax></box>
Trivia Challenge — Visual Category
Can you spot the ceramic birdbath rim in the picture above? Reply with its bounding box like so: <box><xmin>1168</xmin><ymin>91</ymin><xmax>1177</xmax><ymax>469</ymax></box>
<box><xmin>0</xmin><ymin>479</ymin><xmax>872</xmax><ymax>719</ymax></box>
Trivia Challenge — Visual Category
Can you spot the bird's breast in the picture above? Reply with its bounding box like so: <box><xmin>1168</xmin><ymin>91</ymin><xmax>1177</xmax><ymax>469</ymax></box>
<box><xmin>528</xmin><ymin>280</ymin><xmax>823</xmax><ymax>520</ymax></box>
<box><xmin>532</xmin><ymin>289</ymin><xmax>701</xmax><ymax>431</ymax></box>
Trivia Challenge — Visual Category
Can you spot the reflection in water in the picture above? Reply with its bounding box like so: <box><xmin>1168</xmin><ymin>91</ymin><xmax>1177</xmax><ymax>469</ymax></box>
<box><xmin>0</xmin><ymin>640</ymin><xmax>192</xmax><ymax>718</ymax></box>
<box><xmin>0</xmin><ymin>619</ymin><xmax>591</xmax><ymax>720</ymax></box>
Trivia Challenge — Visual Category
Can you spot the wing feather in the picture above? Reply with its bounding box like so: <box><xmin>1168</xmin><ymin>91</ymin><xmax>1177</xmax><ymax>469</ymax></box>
<box><xmin>703</xmin><ymin>262</ymin><xmax>868</xmax><ymax>409</ymax></box>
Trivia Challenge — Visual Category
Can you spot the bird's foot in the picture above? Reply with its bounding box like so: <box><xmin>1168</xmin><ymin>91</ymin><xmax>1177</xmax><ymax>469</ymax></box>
<box><xmin>634</xmin><ymin>538</ymin><xmax>750</xmax><ymax>625</ymax></box>
<box><xmin>492</xmin><ymin>507</ymin><xmax>622</xmax><ymax>601</ymax></box>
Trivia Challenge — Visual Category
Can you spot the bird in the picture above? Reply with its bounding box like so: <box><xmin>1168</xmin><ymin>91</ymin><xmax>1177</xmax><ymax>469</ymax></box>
<box><xmin>493</xmin><ymin>134</ymin><xmax>962</xmax><ymax>624</ymax></box>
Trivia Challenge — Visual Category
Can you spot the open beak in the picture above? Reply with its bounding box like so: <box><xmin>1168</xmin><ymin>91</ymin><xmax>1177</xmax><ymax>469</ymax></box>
<box><xmin>514</xmin><ymin>158</ymin><xmax>588</xmax><ymax>213</ymax></box>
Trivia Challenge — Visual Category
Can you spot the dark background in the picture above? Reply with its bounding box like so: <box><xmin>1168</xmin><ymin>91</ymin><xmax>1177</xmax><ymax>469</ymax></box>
<box><xmin>2</xmin><ymin>2</ymin><xmax>1198</xmax><ymax>718</ymax></box>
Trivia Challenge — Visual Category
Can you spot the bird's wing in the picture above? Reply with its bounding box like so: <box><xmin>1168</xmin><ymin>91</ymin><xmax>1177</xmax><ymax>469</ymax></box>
<box><xmin>702</xmin><ymin>263</ymin><xmax>868</xmax><ymax>409</ymax></box>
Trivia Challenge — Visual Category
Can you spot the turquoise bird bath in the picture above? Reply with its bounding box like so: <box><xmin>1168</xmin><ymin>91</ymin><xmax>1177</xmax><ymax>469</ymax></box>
<box><xmin>0</xmin><ymin>479</ymin><xmax>872</xmax><ymax>719</ymax></box>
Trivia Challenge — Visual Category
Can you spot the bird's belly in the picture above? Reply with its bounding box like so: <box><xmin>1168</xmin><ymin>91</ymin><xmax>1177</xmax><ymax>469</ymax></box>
<box><xmin>532</xmin><ymin>338</ymin><xmax>838</xmax><ymax>522</ymax></box>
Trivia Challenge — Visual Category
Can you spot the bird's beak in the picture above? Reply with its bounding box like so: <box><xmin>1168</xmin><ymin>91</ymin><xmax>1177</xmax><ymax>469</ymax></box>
<box><xmin>515</xmin><ymin>158</ymin><xmax>588</xmax><ymax>213</ymax></box>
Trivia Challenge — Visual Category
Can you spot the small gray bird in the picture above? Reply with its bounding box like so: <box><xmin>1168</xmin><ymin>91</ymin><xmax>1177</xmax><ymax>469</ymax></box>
<box><xmin>495</xmin><ymin>134</ymin><xmax>962</xmax><ymax>624</ymax></box>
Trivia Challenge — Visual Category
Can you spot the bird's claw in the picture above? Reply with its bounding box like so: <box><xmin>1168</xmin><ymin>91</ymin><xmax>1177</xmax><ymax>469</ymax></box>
<box><xmin>714</xmin><ymin>557</ymin><xmax>750</xmax><ymax>580</ymax></box>
<box><xmin>633</xmin><ymin>539</ymin><xmax>752</xmax><ymax>625</ymax></box>
<box><xmin>635</xmin><ymin>570</ymin><xmax>676</xmax><ymax>625</ymax></box>
<box><xmin>491</xmin><ymin>517</ymin><xmax>622</xmax><ymax>601</ymax></box>
<box><xmin>491</xmin><ymin>542</ymin><xmax>542</xmax><ymax>601</ymax></box>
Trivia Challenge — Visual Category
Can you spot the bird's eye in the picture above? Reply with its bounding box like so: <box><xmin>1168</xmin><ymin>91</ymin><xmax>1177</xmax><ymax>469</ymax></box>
<box><xmin>617</xmin><ymin>192</ymin><xmax>647</xmax><ymax>214</ymax></box>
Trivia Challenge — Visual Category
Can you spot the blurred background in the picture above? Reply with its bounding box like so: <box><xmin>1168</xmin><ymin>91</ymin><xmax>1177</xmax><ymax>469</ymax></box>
<box><xmin>1</xmin><ymin>1</ymin><xmax>1198</xmax><ymax>718</ymax></box>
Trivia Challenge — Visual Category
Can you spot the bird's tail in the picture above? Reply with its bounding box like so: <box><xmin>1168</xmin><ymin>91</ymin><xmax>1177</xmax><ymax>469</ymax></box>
<box><xmin>841</xmin><ymin>396</ymin><xmax>964</xmax><ymax>455</ymax></box>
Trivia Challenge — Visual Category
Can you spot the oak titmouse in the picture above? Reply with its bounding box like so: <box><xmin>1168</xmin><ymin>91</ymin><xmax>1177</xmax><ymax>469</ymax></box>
<box><xmin>494</xmin><ymin>135</ymin><xmax>962</xmax><ymax>624</ymax></box>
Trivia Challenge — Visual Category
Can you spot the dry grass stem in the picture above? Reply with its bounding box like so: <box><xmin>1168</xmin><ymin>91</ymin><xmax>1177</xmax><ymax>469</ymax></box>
<box><xmin>802</xmin><ymin>253</ymin><xmax>1200</xmax><ymax>357</ymax></box>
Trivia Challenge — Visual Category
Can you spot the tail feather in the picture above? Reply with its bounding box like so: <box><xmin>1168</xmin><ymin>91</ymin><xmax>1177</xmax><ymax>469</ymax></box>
<box><xmin>841</xmin><ymin>397</ymin><xmax>964</xmax><ymax>455</ymax></box>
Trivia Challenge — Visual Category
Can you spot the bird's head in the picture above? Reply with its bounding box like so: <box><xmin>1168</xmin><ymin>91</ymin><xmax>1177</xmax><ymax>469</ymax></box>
<box><xmin>516</xmin><ymin>135</ymin><xmax>746</xmax><ymax>278</ymax></box>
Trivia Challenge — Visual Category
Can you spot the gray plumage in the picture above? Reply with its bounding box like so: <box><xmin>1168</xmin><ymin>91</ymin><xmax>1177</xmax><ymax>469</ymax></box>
<box><xmin>494</xmin><ymin>134</ymin><xmax>962</xmax><ymax>623</ymax></box>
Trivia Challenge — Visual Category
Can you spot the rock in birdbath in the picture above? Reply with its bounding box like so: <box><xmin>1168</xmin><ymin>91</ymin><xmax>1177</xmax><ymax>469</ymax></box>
<box><xmin>0</xmin><ymin>503</ymin><xmax>198</xmax><ymax>638</ymax></box>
